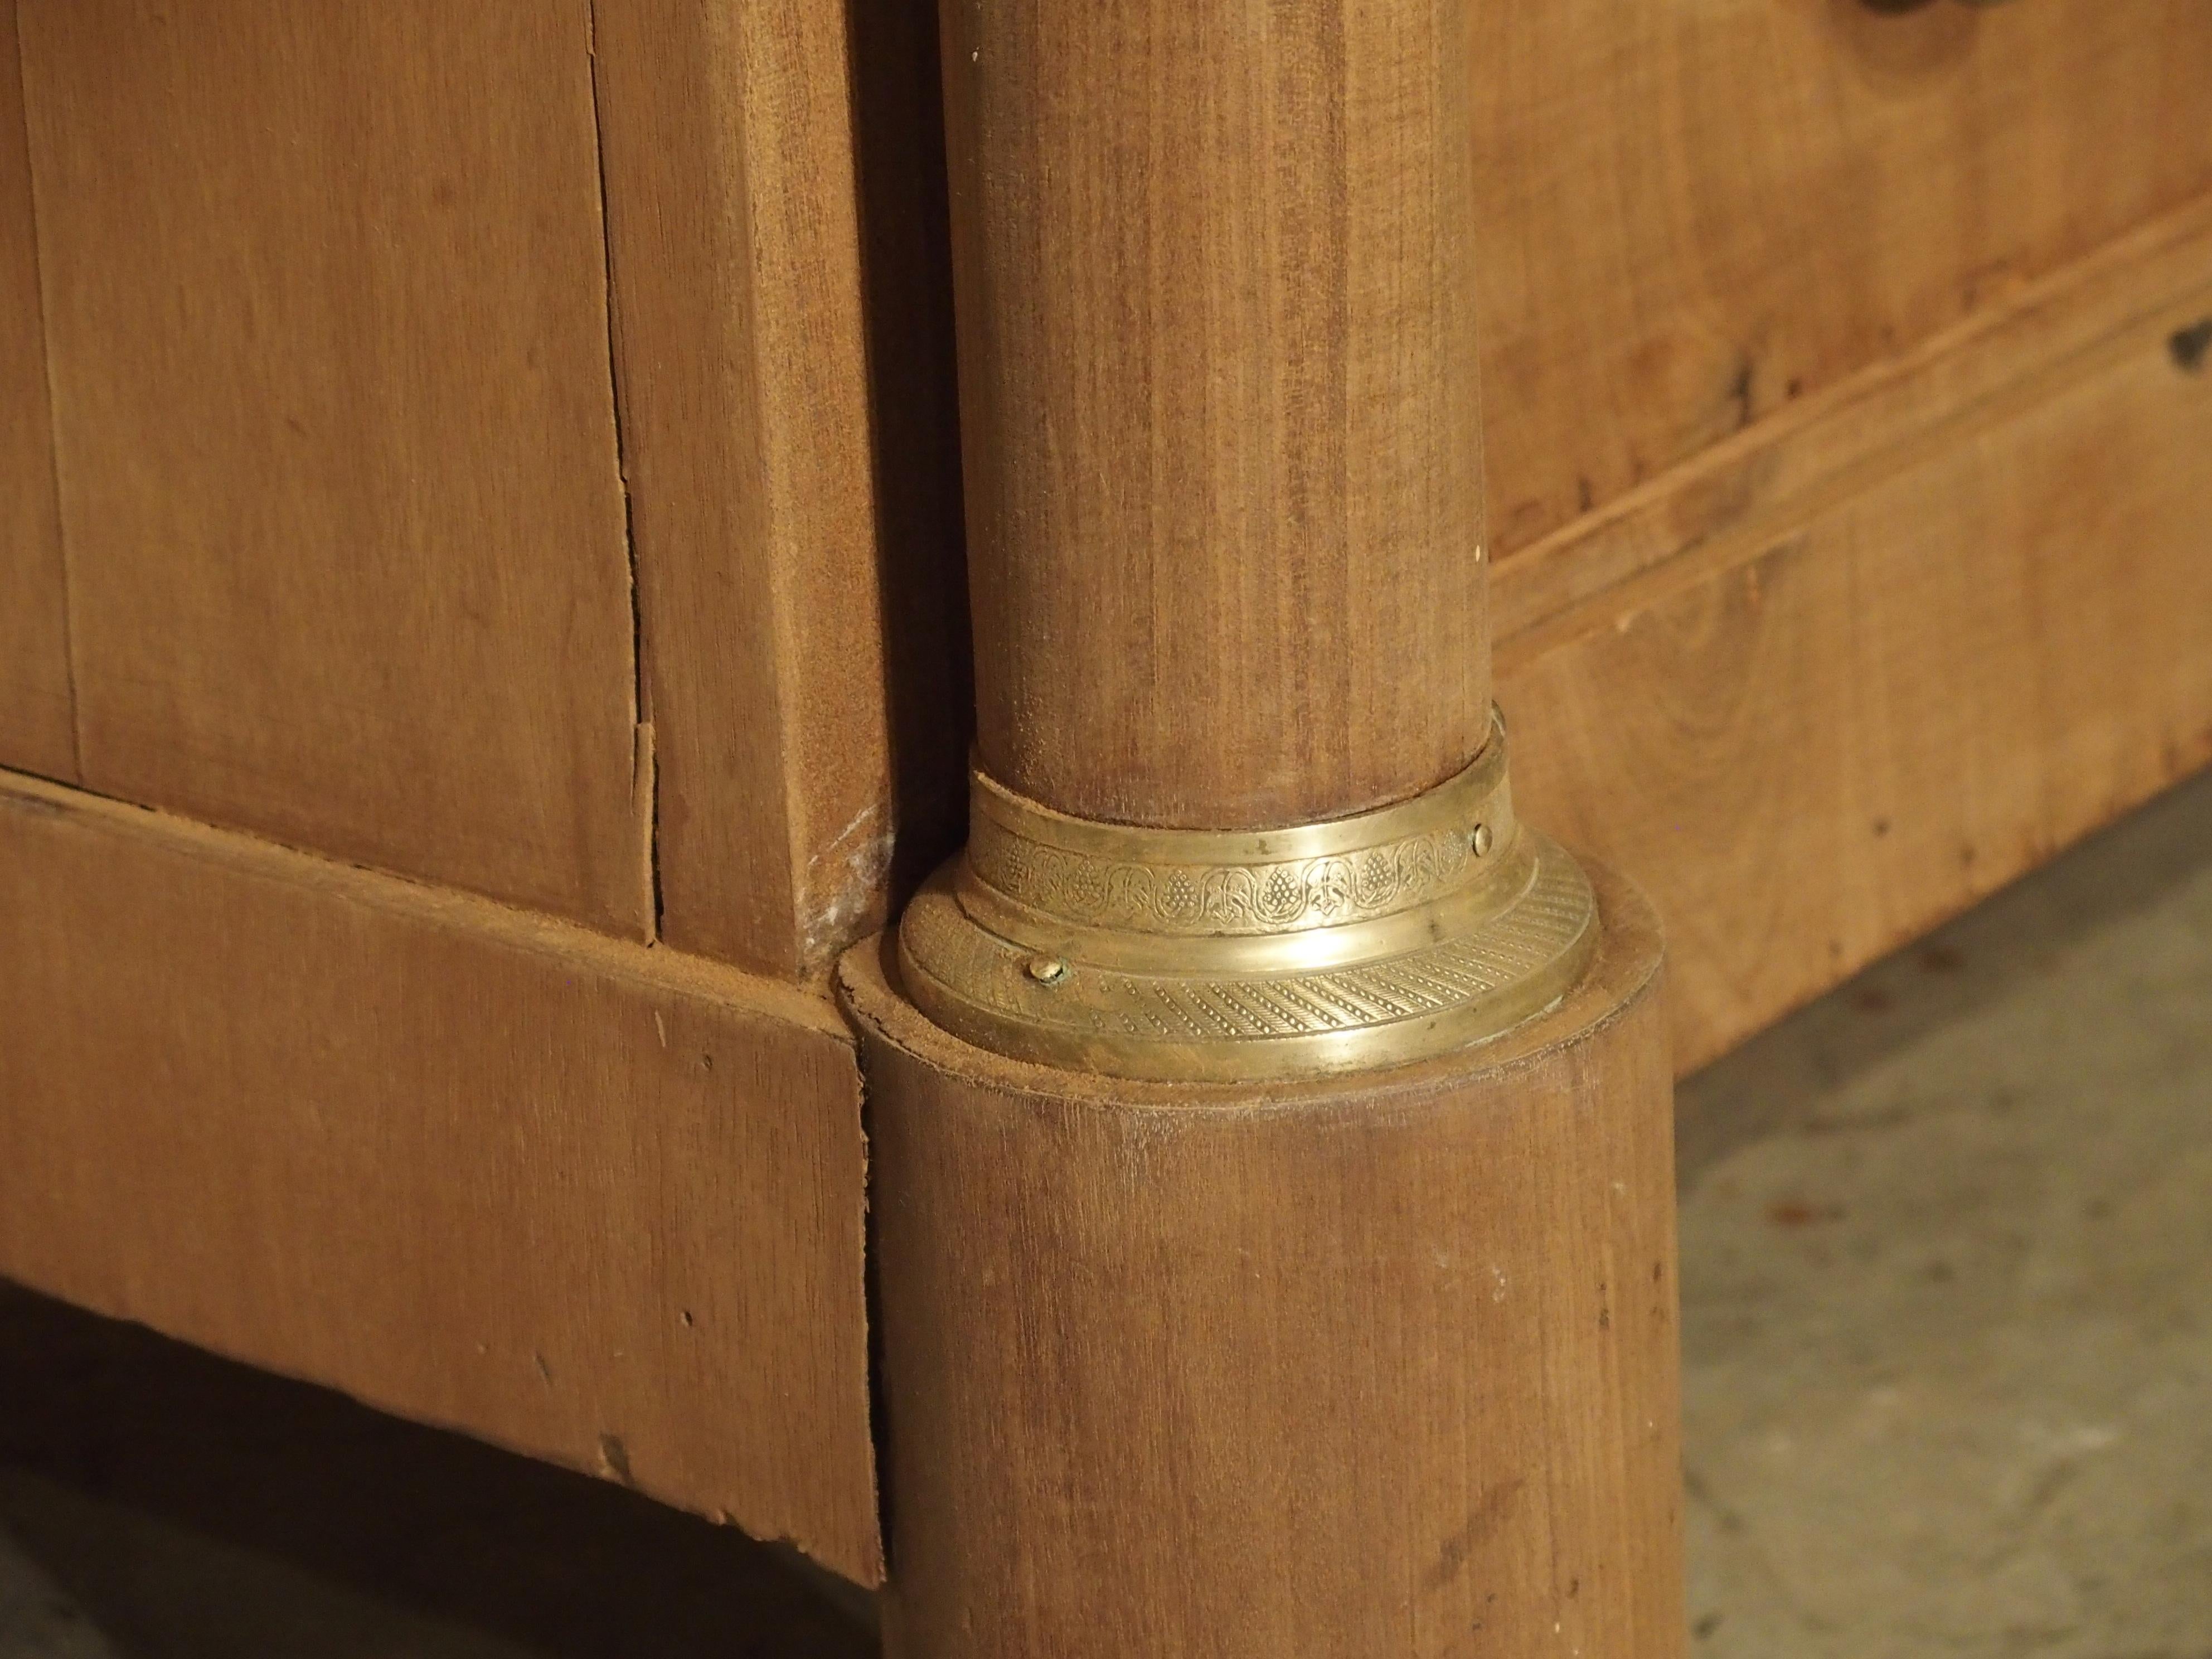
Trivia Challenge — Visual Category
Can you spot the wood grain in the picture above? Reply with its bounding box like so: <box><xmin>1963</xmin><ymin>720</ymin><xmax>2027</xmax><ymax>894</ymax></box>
<box><xmin>915</xmin><ymin>0</ymin><xmax>2212</xmax><ymax>831</ymax></box>
<box><xmin>1491</xmin><ymin>198</ymin><xmax>2212</xmax><ymax>643</ymax></box>
<box><xmin>591</xmin><ymin>0</ymin><xmax>968</xmax><ymax>979</ymax></box>
<box><xmin>925</xmin><ymin>0</ymin><xmax>2212</xmax><ymax>1063</ymax></box>
<box><xmin>1473</xmin><ymin>0</ymin><xmax>2212</xmax><ymax>559</ymax></box>
<box><xmin>1502</xmin><ymin>282</ymin><xmax>2212</xmax><ymax>1075</ymax></box>
<box><xmin>0</xmin><ymin>0</ymin><xmax>72</xmax><ymax>781</ymax></box>
<box><xmin>942</xmin><ymin>0</ymin><xmax>1489</xmax><ymax>828</ymax></box>
<box><xmin>0</xmin><ymin>766</ymin><xmax>882</xmax><ymax>1586</ymax></box>
<box><xmin>848</xmin><ymin>866</ymin><xmax>1681</xmax><ymax>1657</ymax></box>
<box><xmin>16</xmin><ymin>2</ymin><xmax>648</xmax><ymax>934</ymax></box>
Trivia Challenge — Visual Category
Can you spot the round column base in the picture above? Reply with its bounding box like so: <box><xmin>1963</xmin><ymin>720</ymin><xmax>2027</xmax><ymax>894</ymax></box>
<box><xmin>841</xmin><ymin>861</ymin><xmax>1685</xmax><ymax>1659</ymax></box>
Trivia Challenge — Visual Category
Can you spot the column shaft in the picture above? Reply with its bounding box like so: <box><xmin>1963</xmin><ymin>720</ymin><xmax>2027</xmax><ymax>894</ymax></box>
<box><xmin>943</xmin><ymin>0</ymin><xmax>1488</xmax><ymax>828</ymax></box>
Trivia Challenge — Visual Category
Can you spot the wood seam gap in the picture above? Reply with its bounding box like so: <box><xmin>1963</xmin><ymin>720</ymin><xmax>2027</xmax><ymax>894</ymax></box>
<box><xmin>10</xmin><ymin>13</ymin><xmax>80</xmax><ymax>782</ymax></box>
<box><xmin>584</xmin><ymin>0</ymin><xmax>663</xmax><ymax>945</ymax></box>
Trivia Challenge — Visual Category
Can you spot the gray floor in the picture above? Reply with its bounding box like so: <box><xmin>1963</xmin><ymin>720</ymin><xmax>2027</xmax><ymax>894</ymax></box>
<box><xmin>4</xmin><ymin>767</ymin><xmax>2209</xmax><ymax>1656</ymax></box>
<box><xmin>1680</xmin><ymin>767</ymin><xmax>2212</xmax><ymax>1656</ymax></box>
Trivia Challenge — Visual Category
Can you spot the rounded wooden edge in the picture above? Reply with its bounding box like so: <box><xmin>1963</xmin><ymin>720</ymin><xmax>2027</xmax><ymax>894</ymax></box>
<box><xmin>838</xmin><ymin>856</ymin><xmax>1665</xmax><ymax>1113</ymax></box>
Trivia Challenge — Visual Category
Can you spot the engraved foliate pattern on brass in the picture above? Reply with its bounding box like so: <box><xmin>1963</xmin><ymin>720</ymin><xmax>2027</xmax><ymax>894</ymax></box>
<box><xmin>963</xmin><ymin>714</ymin><xmax>1515</xmax><ymax>940</ymax></box>
<box><xmin>967</xmin><ymin>824</ymin><xmax>1478</xmax><ymax>937</ymax></box>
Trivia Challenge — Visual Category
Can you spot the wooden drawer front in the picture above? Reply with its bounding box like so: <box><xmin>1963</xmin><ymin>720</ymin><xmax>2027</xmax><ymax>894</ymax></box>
<box><xmin>1474</xmin><ymin>0</ymin><xmax>2212</xmax><ymax>560</ymax></box>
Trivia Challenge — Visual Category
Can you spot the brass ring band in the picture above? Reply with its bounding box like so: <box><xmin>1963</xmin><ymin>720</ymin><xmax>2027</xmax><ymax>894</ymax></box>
<box><xmin>964</xmin><ymin>725</ymin><xmax>1511</xmax><ymax>941</ymax></box>
<box><xmin>897</xmin><ymin>710</ymin><xmax>1599</xmax><ymax>1083</ymax></box>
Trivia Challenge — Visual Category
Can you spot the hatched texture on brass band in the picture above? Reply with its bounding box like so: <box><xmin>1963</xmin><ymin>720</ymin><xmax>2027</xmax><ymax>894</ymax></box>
<box><xmin>895</xmin><ymin>715</ymin><xmax>1603</xmax><ymax>1082</ymax></box>
<box><xmin>904</xmin><ymin>846</ymin><xmax>1591</xmax><ymax>1040</ymax></box>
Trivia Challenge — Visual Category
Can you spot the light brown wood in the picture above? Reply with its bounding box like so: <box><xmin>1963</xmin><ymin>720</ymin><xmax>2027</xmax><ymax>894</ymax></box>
<box><xmin>819</xmin><ymin>181</ymin><xmax>2210</xmax><ymax>1080</ymax></box>
<box><xmin>942</xmin><ymin>0</ymin><xmax>1488</xmax><ymax>828</ymax></box>
<box><xmin>0</xmin><ymin>0</ymin><xmax>71</xmax><ymax>782</ymax></box>
<box><xmin>847</xmin><ymin>867</ymin><xmax>1681</xmax><ymax>1657</ymax></box>
<box><xmin>0</xmin><ymin>7</ymin><xmax>2198</xmax><ymax>1629</ymax></box>
<box><xmin>1490</xmin><ymin>198</ymin><xmax>2212</xmax><ymax>644</ymax></box>
<box><xmin>934</xmin><ymin>0</ymin><xmax>2212</xmax><ymax>833</ymax></box>
<box><xmin>1502</xmin><ymin>266</ymin><xmax>2212</xmax><ymax>1074</ymax></box>
<box><xmin>580</xmin><ymin>0</ymin><xmax>2212</xmax><ymax>966</ymax></box>
<box><xmin>1472</xmin><ymin>0</ymin><xmax>2212</xmax><ymax>559</ymax></box>
<box><xmin>579</xmin><ymin>0</ymin><xmax>2212</xmax><ymax>1003</ymax></box>
<box><xmin>6</xmin><ymin>175</ymin><xmax>2181</xmax><ymax>1599</ymax></box>
<box><xmin>591</xmin><ymin>0</ymin><xmax>968</xmax><ymax>979</ymax></box>
<box><xmin>0</xmin><ymin>765</ymin><xmax>882</xmax><ymax>1586</ymax></box>
<box><xmin>15</xmin><ymin>2</ymin><xmax>648</xmax><ymax>934</ymax></box>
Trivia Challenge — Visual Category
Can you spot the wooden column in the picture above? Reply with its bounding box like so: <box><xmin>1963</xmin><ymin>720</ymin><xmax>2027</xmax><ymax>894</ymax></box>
<box><xmin>944</xmin><ymin>0</ymin><xmax>1487</xmax><ymax>830</ymax></box>
<box><xmin>840</xmin><ymin>0</ymin><xmax>1686</xmax><ymax>1651</ymax></box>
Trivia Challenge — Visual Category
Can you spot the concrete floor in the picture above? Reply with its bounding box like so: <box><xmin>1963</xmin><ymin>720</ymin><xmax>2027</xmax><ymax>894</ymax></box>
<box><xmin>1680</xmin><ymin>765</ymin><xmax>2212</xmax><ymax>1656</ymax></box>
<box><xmin>3</xmin><ymin>766</ymin><xmax>2208</xmax><ymax>1655</ymax></box>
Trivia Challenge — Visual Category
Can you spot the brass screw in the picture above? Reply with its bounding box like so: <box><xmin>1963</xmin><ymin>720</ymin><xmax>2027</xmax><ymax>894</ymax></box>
<box><xmin>1471</xmin><ymin>823</ymin><xmax>1494</xmax><ymax>857</ymax></box>
<box><xmin>1025</xmin><ymin>955</ymin><xmax>1070</xmax><ymax>986</ymax></box>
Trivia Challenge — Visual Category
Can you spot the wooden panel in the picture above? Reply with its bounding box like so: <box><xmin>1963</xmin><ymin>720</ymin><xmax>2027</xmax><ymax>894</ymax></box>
<box><xmin>0</xmin><ymin>768</ymin><xmax>881</xmax><ymax>1585</ymax></box>
<box><xmin>1474</xmin><ymin>0</ymin><xmax>2212</xmax><ymax>557</ymax></box>
<box><xmin>1502</xmin><ymin>259</ymin><xmax>2212</xmax><ymax>1074</ymax></box>
<box><xmin>0</xmin><ymin>0</ymin><xmax>72</xmax><ymax>780</ymax></box>
<box><xmin>16</xmin><ymin>3</ymin><xmax>648</xmax><ymax>934</ymax></box>
<box><xmin>591</xmin><ymin>0</ymin><xmax>969</xmax><ymax>978</ymax></box>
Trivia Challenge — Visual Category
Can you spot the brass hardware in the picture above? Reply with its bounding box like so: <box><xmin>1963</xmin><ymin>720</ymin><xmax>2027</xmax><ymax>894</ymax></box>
<box><xmin>897</xmin><ymin>709</ymin><xmax>1599</xmax><ymax>1081</ymax></box>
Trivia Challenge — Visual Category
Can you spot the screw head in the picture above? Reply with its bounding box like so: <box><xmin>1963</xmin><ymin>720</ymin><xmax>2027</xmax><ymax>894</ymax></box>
<box><xmin>1025</xmin><ymin>955</ymin><xmax>1070</xmax><ymax>986</ymax></box>
<box><xmin>1471</xmin><ymin>822</ymin><xmax>1494</xmax><ymax>857</ymax></box>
